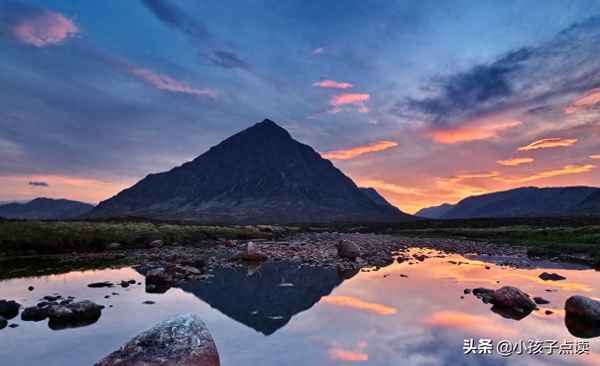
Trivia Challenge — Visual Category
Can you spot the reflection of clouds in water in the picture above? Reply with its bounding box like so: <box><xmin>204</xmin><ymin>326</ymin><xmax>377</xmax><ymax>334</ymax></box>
<box><xmin>424</xmin><ymin>311</ymin><xmax>518</xmax><ymax>337</ymax></box>
<box><xmin>321</xmin><ymin>296</ymin><xmax>397</xmax><ymax>316</ymax></box>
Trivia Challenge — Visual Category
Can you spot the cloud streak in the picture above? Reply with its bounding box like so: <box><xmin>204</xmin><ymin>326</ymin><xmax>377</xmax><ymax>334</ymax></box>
<box><xmin>496</xmin><ymin>157</ymin><xmax>534</xmax><ymax>166</ymax></box>
<box><xmin>517</xmin><ymin>138</ymin><xmax>577</xmax><ymax>151</ymax></box>
<box><xmin>329</xmin><ymin>93</ymin><xmax>370</xmax><ymax>113</ymax></box>
<box><xmin>428</xmin><ymin>119</ymin><xmax>520</xmax><ymax>144</ymax></box>
<box><xmin>127</xmin><ymin>66</ymin><xmax>216</xmax><ymax>98</ymax></box>
<box><xmin>313</xmin><ymin>80</ymin><xmax>354</xmax><ymax>89</ymax></box>
<box><xmin>321</xmin><ymin>296</ymin><xmax>397</xmax><ymax>316</ymax></box>
<box><xmin>564</xmin><ymin>88</ymin><xmax>600</xmax><ymax>114</ymax></box>
<box><xmin>500</xmin><ymin>164</ymin><xmax>595</xmax><ymax>183</ymax></box>
<box><xmin>321</xmin><ymin>140</ymin><xmax>398</xmax><ymax>160</ymax></box>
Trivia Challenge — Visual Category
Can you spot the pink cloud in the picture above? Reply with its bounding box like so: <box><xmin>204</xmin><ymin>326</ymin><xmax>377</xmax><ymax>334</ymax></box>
<box><xmin>313</xmin><ymin>80</ymin><xmax>354</xmax><ymax>89</ymax></box>
<box><xmin>127</xmin><ymin>66</ymin><xmax>216</xmax><ymax>98</ymax></box>
<box><xmin>321</xmin><ymin>140</ymin><xmax>398</xmax><ymax>160</ymax></box>
<box><xmin>517</xmin><ymin>138</ymin><xmax>577</xmax><ymax>151</ymax></box>
<box><xmin>13</xmin><ymin>10</ymin><xmax>78</xmax><ymax>47</ymax></box>
<box><xmin>428</xmin><ymin>119</ymin><xmax>521</xmax><ymax>144</ymax></box>
<box><xmin>564</xmin><ymin>88</ymin><xmax>600</xmax><ymax>114</ymax></box>
<box><xmin>312</xmin><ymin>47</ymin><xmax>324</xmax><ymax>55</ymax></box>
<box><xmin>329</xmin><ymin>93</ymin><xmax>370</xmax><ymax>113</ymax></box>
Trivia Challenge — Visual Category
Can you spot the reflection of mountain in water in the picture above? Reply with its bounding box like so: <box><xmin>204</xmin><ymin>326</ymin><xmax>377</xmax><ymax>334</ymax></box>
<box><xmin>179</xmin><ymin>262</ymin><xmax>345</xmax><ymax>335</ymax></box>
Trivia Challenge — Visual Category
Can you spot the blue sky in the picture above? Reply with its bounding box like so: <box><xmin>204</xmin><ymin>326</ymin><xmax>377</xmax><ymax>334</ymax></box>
<box><xmin>2</xmin><ymin>0</ymin><xmax>600</xmax><ymax>212</ymax></box>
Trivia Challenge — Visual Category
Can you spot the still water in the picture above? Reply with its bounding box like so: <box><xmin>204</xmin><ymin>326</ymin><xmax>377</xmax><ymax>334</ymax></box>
<box><xmin>0</xmin><ymin>248</ymin><xmax>599</xmax><ymax>366</ymax></box>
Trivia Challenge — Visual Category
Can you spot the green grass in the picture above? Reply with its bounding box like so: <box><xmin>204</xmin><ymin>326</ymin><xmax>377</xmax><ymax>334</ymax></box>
<box><xmin>0</xmin><ymin>220</ymin><xmax>273</xmax><ymax>255</ymax></box>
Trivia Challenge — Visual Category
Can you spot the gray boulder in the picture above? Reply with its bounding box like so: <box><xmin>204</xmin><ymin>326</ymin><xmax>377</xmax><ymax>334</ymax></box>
<box><xmin>565</xmin><ymin>295</ymin><xmax>600</xmax><ymax>323</ymax></box>
<box><xmin>95</xmin><ymin>314</ymin><xmax>220</xmax><ymax>366</ymax></box>
<box><xmin>47</xmin><ymin>300</ymin><xmax>104</xmax><ymax>329</ymax></box>
<box><xmin>336</xmin><ymin>240</ymin><xmax>360</xmax><ymax>260</ymax></box>
<box><xmin>0</xmin><ymin>300</ymin><xmax>20</xmax><ymax>319</ymax></box>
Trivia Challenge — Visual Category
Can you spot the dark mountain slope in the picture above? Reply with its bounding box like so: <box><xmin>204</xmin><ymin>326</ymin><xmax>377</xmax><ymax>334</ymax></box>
<box><xmin>0</xmin><ymin>198</ymin><xmax>94</xmax><ymax>220</ymax></box>
<box><xmin>89</xmin><ymin>119</ymin><xmax>412</xmax><ymax>223</ymax></box>
<box><xmin>440</xmin><ymin>186</ymin><xmax>599</xmax><ymax>219</ymax></box>
<box><xmin>415</xmin><ymin>203</ymin><xmax>455</xmax><ymax>219</ymax></box>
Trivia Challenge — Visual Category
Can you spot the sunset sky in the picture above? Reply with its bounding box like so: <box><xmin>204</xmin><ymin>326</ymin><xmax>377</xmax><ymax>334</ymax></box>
<box><xmin>2</xmin><ymin>0</ymin><xmax>600</xmax><ymax>213</ymax></box>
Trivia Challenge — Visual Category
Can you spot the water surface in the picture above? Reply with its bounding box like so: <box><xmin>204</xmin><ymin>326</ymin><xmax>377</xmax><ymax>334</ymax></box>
<box><xmin>1</xmin><ymin>248</ymin><xmax>599</xmax><ymax>365</ymax></box>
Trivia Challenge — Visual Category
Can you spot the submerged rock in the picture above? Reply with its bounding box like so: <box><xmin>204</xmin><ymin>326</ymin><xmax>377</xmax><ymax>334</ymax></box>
<box><xmin>95</xmin><ymin>314</ymin><xmax>220</xmax><ymax>366</ymax></box>
<box><xmin>539</xmin><ymin>272</ymin><xmax>566</xmax><ymax>281</ymax></box>
<box><xmin>335</xmin><ymin>240</ymin><xmax>360</xmax><ymax>260</ymax></box>
<box><xmin>0</xmin><ymin>300</ymin><xmax>21</xmax><ymax>319</ymax></box>
<box><xmin>47</xmin><ymin>300</ymin><xmax>104</xmax><ymax>330</ymax></box>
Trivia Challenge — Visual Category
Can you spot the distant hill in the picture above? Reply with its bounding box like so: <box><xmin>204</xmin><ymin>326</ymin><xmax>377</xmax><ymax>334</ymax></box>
<box><xmin>89</xmin><ymin>119</ymin><xmax>412</xmax><ymax>224</ymax></box>
<box><xmin>415</xmin><ymin>203</ymin><xmax>455</xmax><ymax>219</ymax></box>
<box><xmin>0</xmin><ymin>198</ymin><xmax>94</xmax><ymax>220</ymax></box>
<box><xmin>417</xmin><ymin>186</ymin><xmax>600</xmax><ymax>219</ymax></box>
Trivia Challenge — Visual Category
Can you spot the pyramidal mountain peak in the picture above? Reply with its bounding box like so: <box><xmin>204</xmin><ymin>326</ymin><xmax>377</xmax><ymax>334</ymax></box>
<box><xmin>89</xmin><ymin>119</ymin><xmax>411</xmax><ymax>223</ymax></box>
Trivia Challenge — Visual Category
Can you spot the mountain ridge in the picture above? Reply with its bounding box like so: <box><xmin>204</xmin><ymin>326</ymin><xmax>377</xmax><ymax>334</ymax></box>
<box><xmin>0</xmin><ymin>198</ymin><xmax>94</xmax><ymax>220</ymax></box>
<box><xmin>89</xmin><ymin>119</ymin><xmax>412</xmax><ymax>223</ymax></box>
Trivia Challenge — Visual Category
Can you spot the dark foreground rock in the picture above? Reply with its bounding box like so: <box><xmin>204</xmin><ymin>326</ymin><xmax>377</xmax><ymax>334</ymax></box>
<box><xmin>539</xmin><ymin>272</ymin><xmax>566</xmax><ymax>281</ymax></box>
<box><xmin>95</xmin><ymin>314</ymin><xmax>220</xmax><ymax>366</ymax></box>
<box><xmin>0</xmin><ymin>300</ymin><xmax>21</xmax><ymax>319</ymax></box>
<box><xmin>0</xmin><ymin>317</ymin><xmax>7</xmax><ymax>329</ymax></box>
<box><xmin>565</xmin><ymin>295</ymin><xmax>600</xmax><ymax>323</ymax></box>
<box><xmin>21</xmin><ymin>306</ymin><xmax>49</xmax><ymax>321</ymax></box>
<box><xmin>473</xmin><ymin>286</ymin><xmax>537</xmax><ymax>320</ymax></box>
<box><xmin>47</xmin><ymin>300</ymin><xmax>104</xmax><ymax>330</ymax></box>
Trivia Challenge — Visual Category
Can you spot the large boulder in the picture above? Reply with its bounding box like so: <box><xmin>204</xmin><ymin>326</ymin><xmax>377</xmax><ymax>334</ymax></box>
<box><xmin>565</xmin><ymin>295</ymin><xmax>600</xmax><ymax>323</ymax></box>
<box><xmin>0</xmin><ymin>300</ymin><xmax>20</xmax><ymax>319</ymax></box>
<box><xmin>47</xmin><ymin>300</ymin><xmax>104</xmax><ymax>330</ymax></box>
<box><xmin>335</xmin><ymin>240</ymin><xmax>361</xmax><ymax>260</ymax></box>
<box><xmin>473</xmin><ymin>286</ymin><xmax>537</xmax><ymax>320</ymax></box>
<box><xmin>95</xmin><ymin>314</ymin><xmax>220</xmax><ymax>366</ymax></box>
<box><xmin>21</xmin><ymin>306</ymin><xmax>49</xmax><ymax>321</ymax></box>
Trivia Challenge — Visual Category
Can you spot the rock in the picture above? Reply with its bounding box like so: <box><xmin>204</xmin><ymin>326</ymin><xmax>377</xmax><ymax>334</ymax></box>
<box><xmin>0</xmin><ymin>300</ymin><xmax>21</xmax><ymax>319</ymax></box>
<box><xmin>335</xmin><ymin>240</ymin><xmax>360</xmax><ymax>260</ymax></box>
<box><xmin>464</xmin><ymin>289</ymin><xmax>471</xmax><ymax>294</ymax></box>
<box><xmin>539</xmin><ymin>272</ymin><xmax>566</xmax><ymax>281</ymax></box>
<box><xmin>472</xmin><ymin>288</ymin><xmax>495</xmax><ymax>303</ymax></box>
<box><xmin>28</xmin><ymin>286</ymin><xmax>34</xmax><ymax>291</ymax></box>
<box><xmin>9</xmin><ymin>323</ymin><xmax>18</xmax><ymax>328</ymax></box>
<box><xmin>43</xmin><ymin>295</ymin><xmax>61</xmax><ymax>301</ymax></box>
<box><xmin>106</xmin><ymin>242</ymin><xmax>121</xmax><ymax>250</ymax></box>
<box><xmin>143</xmin><ymin>301</ymin><xmax>155</xmax><ymax>305</ymax></box>
<box><xmin>149</xmin><ymin>239</ymin><xmax>164</xmax><ymax>248</ymax></box>
<box><xmin>47</xmin><ymin>300</ymin><xmax>104</xmax><ymax>330</ymax></box>
<box><xmin>0</xmin><ymin>317</ymin><xmax>6</xmax><ymax>329</ymax></box>
<box><xmin>565</xmin><ymin>295</ymin><xmax>600</xmax><ymax>323</ymax></box>
<box><xmin>238</xmin><ymin>242</ymin><xmax>268</xmax><ymax>262</ymax></box>
<box><xmin>533</xmin><ymin>297</ymin><xmax>550</xmax><ymax>305</ymax></box>
<box><xmin>545</xmin><ymin>310</ymin><xmax>553</xmax><ymax>315</ymax></box>
<box><xmin>21</xmin><ymin>306</ymin><xmax>49</xmax><ymax>321</ymax></box>
<box><xmin>120</xmin><ymin>281</ymin><xmax>130</xmax><ymax>288</ymax></box>
<box><xmin>490</xmin><ymin>286</ymin><xmax>537</xmax><ymax>313</ymax></box>
<box><xmin>88</xmin><ymin>282</ymin><xmax>114</xmax><ymax>288</ymax></box>
<box><xmin>95</xmin><ymin>314</ymin><xmax>220</xmax><ymax>366</ymax></box>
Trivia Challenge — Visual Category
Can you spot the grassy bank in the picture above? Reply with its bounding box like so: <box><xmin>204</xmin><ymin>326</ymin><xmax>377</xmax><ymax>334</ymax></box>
<box><xmin>0</xmin><ymin>220</ymin><xmax>273</xmax><ymax>256</ymax></box>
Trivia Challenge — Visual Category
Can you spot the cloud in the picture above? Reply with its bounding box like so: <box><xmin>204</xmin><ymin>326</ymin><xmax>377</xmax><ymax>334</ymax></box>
<box><xmin>328</xmin><ymin>346</ymin><xmax>368</xmax><ymax>363</ymax></box>
<box><xmin>28</xmin><ymin>181</ymin><xmax>48</xmax><ymax>187</ymax></box>
<box><xmin>208</xmin><ymin>50</ymin><xmax>249</xmax><ymax>70</ymax></box>
<box><xmin>312</xmin><ymin>47</ymin><xmax>324</xmax><ymax>55</ymax></box>
<box><xmin>591</xmin><ymin>155</ymin><xmax>600</xmax><ymax>160</ymax></box>
<box><xmin>496</xmin><ymin>157</ymin><xmax>534</xmax><ymax>166</ymax></box>
<box><xmin>517</xmin><ymin>138</ymin><xmax>577</xmax><ymax>151</ymax></box>
<box><xmin>321</xmin><ymin>296</ymin><xmax>397</xmax><ymax>316</ymax></box>
<box><xmin>424</xmin><ymin>311</ymin><xmax>517</xmax><ymax>337</ymax></box>
<box><xmin>321</xmin><ymin>140</ymin><xmax>398</xmax><ymax>160</ymax></box>
<box><xmin>500</xmin><ymin>164</ymin><xmax>595</xmax><ymax>183</ymax></box>
<box><xmin>1</xmin><ymin>2</ymin><xmax>78</xmax><ymax>47</ymax></box>
<box><xmin>329</xmin><ymin>93</ymin><xmax>370</xmax><ymax>113</ymax></box>
<box><xmin>313</xmin><ymin>80</ymin><xmax>354</xmax><ymax>89</ymax></box>
<box><xmin>428</xmin><ymin>118</ymin><xmax>520</xmax><ymax>144</ymax></box>
<box><xmin>564</xmin><ymin>88</ymin><xmax>600</xmax><ymax>114</ymax></box>
<box><xmin>141</xmin><ymin>0</ymin><xmax>211</xmax><ymax>41</ymax></box>
<box><xmin>127</xmin><ymin>66</ymin><xmax>216</xmax><ymax>97</ymax></box>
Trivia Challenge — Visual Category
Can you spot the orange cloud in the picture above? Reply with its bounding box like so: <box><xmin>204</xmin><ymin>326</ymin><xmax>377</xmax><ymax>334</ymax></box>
<box><xmin>313</xmin><ymin>80</ymin><xmax>353</xmax><ymax>89</ymax></box>
<box><xmin>321</xmin><ymin>140</ymin><xmax>398</xmax><ymax>160</ymax></box>
<box><xmin>13</xmin><ymin>10</ymin><xmax>78</xmax><ymax>47</ymax></box>
<box><xmin>321</xmin><ymin>295</ymin><xmax>397</xmax><ymax>316</ymax></box>
<box><xmin>128</xmin><ymin>67</ymin><xmax>216</xmax><ymax>98</ymax></box>
<box><xmin>496</xmin><ymin>157</ymin><xmax>534</xmax><ymax>166</ymax></box>
<box><xmin>590</xmin><ymin>155</ymin><xmax>600</xmax><ymax>160</ymax></box>
<box><xmin>429</xmin><ymin>119</ymin><xmax>520</xmax><ymax>144</ymax></box>
<box><xmin>328</xmin><ymin>348</ymin><xmax>368</xmax><ymax>362</ymax></box>
<box><xmin>424</xmin><ymin>311</ymin><xmax>517</xmax><ymax>337</ymax></box>
<box><xmin>517</xmin><ymin>138</ymin><xmax>577</xmax><ymax>151</ymax></box>
<box><xmin>329</xmin><ymin>93</ymin><xmax>370</xmax><ymax>113</ymax></box>
<box><xmin>500</xmin><ymin>164</ymin><xmax>595</xmax><ymax>183</ymax></box>
<box><xmin>564</xmin><ymin>88</ymin><xmax>600</xmax><ymax>114</ymax></box>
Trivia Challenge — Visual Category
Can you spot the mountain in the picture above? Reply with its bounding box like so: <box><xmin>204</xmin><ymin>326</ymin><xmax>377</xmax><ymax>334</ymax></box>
<box><xmin>415</xmin><ymin>203</ymin><xmax>455</xmax><ymax>219</ymax></box>
<box><xmin>421</xmin><ymin>186</ymin><xmax>600</xmax><ymax>219</ymax></box>
<box><xmin>0</xmin><ymin>198</ymin><xmax>94</xmax><ymax>220</ymax></box>
<box><xmin>89</xmin><ymin>119</ymin><xmax>412</xmax><ymax>223</ymax></box>
<box><xmin>359</xmin><ymin>187</ymin><xmax>404</xmax><ymax>213</ymax></box>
